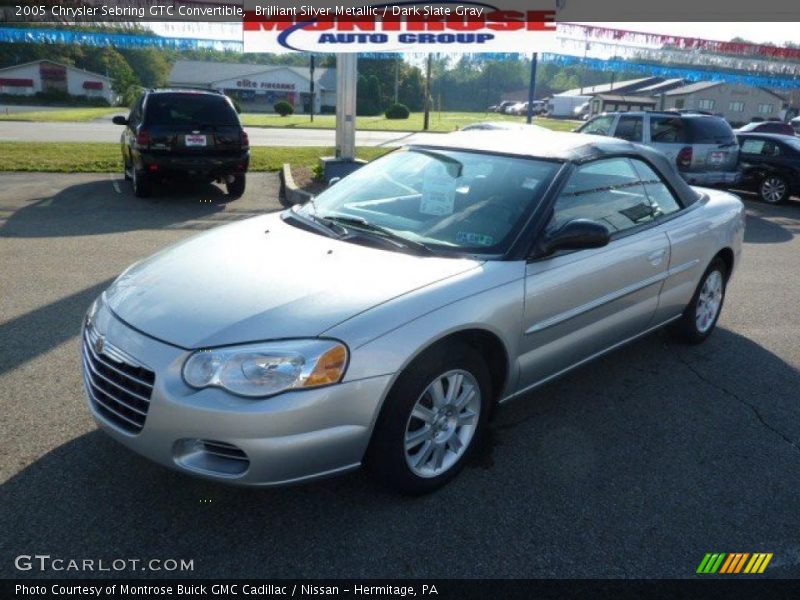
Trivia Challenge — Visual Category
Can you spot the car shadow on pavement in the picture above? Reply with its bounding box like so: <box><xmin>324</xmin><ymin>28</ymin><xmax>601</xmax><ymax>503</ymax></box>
<box><xmin>0</xmin><ymin>278</ymin><xmax>113</xmax><ymax>377</ymax></box>
<box><xmin>2</xmin><ymin>328</ymin><xmax>799</xmax><ymax>578</ymax></box>
<box><xmin>743</xmin><ymin>200</ymin><xmax>800</xmax><ymax>244</ymax></box>
<box><xmin>0</xmin><ymin>178</ymin><xmax>257</xmax><ymax>238</ymax></box>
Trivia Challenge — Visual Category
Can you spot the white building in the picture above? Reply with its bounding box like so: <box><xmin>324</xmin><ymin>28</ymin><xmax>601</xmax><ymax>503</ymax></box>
<box><xmin>169</xmin><ymin>60</ymin><xmax>336</xmax><ymax>114</ymax></box>
<box><xmin>0</xmin><ymin>60</ymin><xmax>114</xmax><ymax>104</ymax></box>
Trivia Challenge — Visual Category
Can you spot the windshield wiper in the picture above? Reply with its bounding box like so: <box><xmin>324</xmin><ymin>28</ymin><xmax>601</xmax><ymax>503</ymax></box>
<box><xmin>281</xmin><ymin>209</ymin><xmax>341</xmax><ymax>239</ymax></box>
<box><xmin>321</xmin><ymin>214</ymin><xmax>435</xmax><ymax>256</ymax></box>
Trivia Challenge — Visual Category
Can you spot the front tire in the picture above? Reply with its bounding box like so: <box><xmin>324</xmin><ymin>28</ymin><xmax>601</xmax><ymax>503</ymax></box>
<box><xmin>759</xmin><ymin>175</ymin><xmax>789</xmax><ymax>204</ymax></box>
<box><xmin>669</xmin><ymin>257</ymin><xmax>728</xmax><ymax>344</ymax></box>
<box><xmin>365</xmin><ymin>342</ymin><xmax>491</xmax><ymax>495</ymax></box>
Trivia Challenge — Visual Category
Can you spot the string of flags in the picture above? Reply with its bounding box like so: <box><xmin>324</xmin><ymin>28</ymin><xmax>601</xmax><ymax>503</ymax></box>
<box><xmin>2</xmin><ymin>24</ymin><xmax>800</xmax><ymax>89</ymax></box>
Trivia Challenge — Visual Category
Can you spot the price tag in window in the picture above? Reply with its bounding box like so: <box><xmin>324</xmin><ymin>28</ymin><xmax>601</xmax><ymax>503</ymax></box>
<box><xmin>420</xmin><ymin>174</ymin><xmax>456</xmax><ymax>216</ymax></box>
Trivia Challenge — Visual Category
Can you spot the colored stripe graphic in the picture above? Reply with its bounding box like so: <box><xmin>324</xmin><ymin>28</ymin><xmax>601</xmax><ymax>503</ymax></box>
<box><xmin>698</xmin><ymin>552</ymin><xmax>773</xmax><ymax>574</ymax></box>
<box><xmin>744</xmin><ymin>553</ymin><xmax>773</xmax><ymax>574</ymax></box>
<box><xmin>697</xmin><ymin>553</ymin><xmax>726</xmax><ymax>574</ymax></box>
<box><xmin>720</xmin><ymin>553</ymin><xmax>749</xmax><ymax>573</ymax></box>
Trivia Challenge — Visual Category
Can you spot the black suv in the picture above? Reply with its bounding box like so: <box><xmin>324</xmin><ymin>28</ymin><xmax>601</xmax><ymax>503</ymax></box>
<box><xmin>113</xmin><ymin>89</ymin><xmax>250</xmax><ymax>198</ymax></box>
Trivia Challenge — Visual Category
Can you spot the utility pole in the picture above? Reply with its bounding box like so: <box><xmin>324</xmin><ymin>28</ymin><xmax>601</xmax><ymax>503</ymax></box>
<box><xmin>526</xmin><ymin>53</ymin><xmax>538</xmax><ymax>124</ymax></box>
<box><xmin>423</xmin><ymin>54</ymin><xmax>432</xmax><ymax>131</ymax></box>
<box><xmin>394</xmin><ymin>56</ymin><xmax>399</xmax><ymax>104</ymax></box>
<box><xmin>309</xmin><ymin>55</ymin><xmax>315</xmax><ymax>123</ymax></box>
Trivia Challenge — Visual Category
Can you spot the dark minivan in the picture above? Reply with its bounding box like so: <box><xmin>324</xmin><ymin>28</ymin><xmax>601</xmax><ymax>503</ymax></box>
<box><xmin>113</xmin><ymin>89</ymin><xmax>250</xmax><ymax>198</ymax></box>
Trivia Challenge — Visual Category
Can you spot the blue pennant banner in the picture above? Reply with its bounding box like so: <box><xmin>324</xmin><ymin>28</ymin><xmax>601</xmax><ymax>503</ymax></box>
<box><xmin>0</xmin><ymin>27</ymin><xmax>244</xmax><ymax>52</ymax></box>
<box><xmin>540</xmin><ymin>53</ymin><xmax>800</xmax><ymax>90</ymax></box>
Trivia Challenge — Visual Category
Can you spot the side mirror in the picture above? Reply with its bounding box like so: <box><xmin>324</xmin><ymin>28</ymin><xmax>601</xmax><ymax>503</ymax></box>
<box><xmin>112</xmin><ymin>115</ymin><xmax>128</xmax><ymax>126</ymax></box>
<box><xmin>537</xmin><ymin>219</ymin><xmax>610</xmax><ymax>257</ymax></box>
<box><xmin>328</xmin><ymin>177</ymin><xmax>341</xmax><ymax>187</ymax></box>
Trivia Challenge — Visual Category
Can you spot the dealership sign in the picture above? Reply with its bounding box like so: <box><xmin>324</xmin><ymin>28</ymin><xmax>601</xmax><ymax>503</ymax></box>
<box><xmin>243</xmin><ymin>3</ymin><xmax>558</xmax><ymax>53</ymax></box>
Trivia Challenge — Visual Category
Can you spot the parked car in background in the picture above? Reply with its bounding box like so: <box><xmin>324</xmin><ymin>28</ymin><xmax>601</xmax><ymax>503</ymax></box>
<box><xmin>82</xmin><ymin>130</ymin><xmax>744</xmax><ymax>494</ymax></box>
<box><xmin>735</xmin><ymin>132</ymin><xmax>800</xmax><ymax>204</ymax></box>
<box><xmin>461</xmin><ymin>121</ymin><xmax>547</xmax><ymax>132</ymax></box>
<box><xmin>577</xmin><ymin>111</ymin><xmax>740</xmax><ymax>187</ymax></box>
<box><xmin>791</xmin><ymin>116</ymin><xmax>800</xmax><ymax>134</ymax></box>
<box><xmin>573</xmin><ymin>102</ymin><xmax>591</xmax><ymax>120</ymax></box>
<box><xmin>736</xmin><ymin>121</ymin><xmax>796</xmax><ymax>136</ymax></box>
<box><xmin>113</xmin><ymin>89</ymin><xmax>250</xmax><ymax>198</ymax></box>
<box><xmin>493</xmin><ymin>101</ymin><xmax>517</xmax><ymax>114</ymax></box>
<box><xmin>509</xmin><ymin>101</ymin><xmax>528</xmax><ymax>115</ymax></box>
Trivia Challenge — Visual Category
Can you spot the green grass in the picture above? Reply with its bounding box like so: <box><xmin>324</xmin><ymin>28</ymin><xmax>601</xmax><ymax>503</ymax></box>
<box><xmin>0</xmin><ymin>106</ymin><xmax>581</xmax><ymax>133</ymax></box>
<box><xmin>0</xmin><ymin>142</ymin><xmax>390</xmax><ymax>173</ymax></box>
<box><xmin>241</xmin><ymin>111</ymin><xmax>581</xmax><ymax>133</ymax></box>
<box><xmin>0</xmin><ymin>107</ymin><xmax>121</xmax><ymax>122</ymax></box>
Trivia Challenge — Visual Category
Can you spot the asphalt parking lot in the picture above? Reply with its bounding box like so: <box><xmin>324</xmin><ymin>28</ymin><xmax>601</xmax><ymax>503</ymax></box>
<box><xmin>1</xmin><ymin>173</ymin><xmax>799</xmax><ymax>579</ymax></box>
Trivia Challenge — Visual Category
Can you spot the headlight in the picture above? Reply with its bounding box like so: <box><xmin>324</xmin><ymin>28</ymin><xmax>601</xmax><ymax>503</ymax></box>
<box><xmin>182</xmin><ymin>339</ymin><xmax>348</xmax><ymax>398</ymax></box>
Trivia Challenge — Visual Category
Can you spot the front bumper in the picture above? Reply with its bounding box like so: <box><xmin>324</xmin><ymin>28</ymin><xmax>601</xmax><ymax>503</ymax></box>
<box><xmin>679</xmin><ymin>169</ymin><xmax>741</xmax><ymax>187</ymax></box>
<box><xmin>82</xmin><ymin>302</ymin><xmax>393</xmax><ymax>486</ymax></box>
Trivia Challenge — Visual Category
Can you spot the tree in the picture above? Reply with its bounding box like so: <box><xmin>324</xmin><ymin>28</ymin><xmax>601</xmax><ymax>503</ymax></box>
<box><xmin>120</xmin><ymin>48</ymin><xmax>170</xmax><ymax>88</ymax></box>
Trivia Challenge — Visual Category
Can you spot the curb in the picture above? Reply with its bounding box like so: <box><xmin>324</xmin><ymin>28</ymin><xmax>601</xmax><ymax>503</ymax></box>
<box><xmin>280</xmin><ymin>163</ymin><xmax>314</xmax><ymax>206</ymax></box>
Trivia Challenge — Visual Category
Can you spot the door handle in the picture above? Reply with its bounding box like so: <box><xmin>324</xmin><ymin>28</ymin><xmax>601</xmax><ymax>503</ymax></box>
<box><xmin>648</xmin><ymin>249</ymin><xmax>667</xmax><ymax>266</ymax></box>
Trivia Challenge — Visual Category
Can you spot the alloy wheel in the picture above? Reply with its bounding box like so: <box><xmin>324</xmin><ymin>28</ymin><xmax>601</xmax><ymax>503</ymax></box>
<box><xmin>761</xmin><ymin>177</ymin><xmax>787</xmax><ymax>204</ymax></box>
<box><xmin>695</xmin><ymin>270</ymin><xmax>724</xmax><ymax>333</ymax></box>
<box><xmin>404</xmin><ymin>369</ymin><xmax>481</xmax><ymax>478</ymax></box>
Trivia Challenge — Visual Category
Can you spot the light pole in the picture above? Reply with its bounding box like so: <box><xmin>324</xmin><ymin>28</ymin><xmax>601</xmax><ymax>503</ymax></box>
<box><xmin>526</xmin><ymin>53</ymin><xmax>538</xmax><ymax>124</ymax></box>
<box><xmin>309</xmin><ymin>55</ymin><xmax>315</xmax><ymax>123</ymax></box>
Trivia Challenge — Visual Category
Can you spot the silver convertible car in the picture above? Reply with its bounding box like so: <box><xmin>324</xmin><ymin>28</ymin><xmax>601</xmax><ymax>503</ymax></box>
<box><xmin>82</xmin><ymin>131</ymin><xmax>745</xmax><ymax>494</ymax></box>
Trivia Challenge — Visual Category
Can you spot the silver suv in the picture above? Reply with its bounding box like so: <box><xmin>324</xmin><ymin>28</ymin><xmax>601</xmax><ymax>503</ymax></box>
<box><xmin>577</xmin><ymin>111</ymin><xmax>740</xmax><ymax>187</ymax></box>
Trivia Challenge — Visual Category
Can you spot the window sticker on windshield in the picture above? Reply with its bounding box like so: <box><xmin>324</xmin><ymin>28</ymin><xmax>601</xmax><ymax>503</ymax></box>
<box><xmin>521</xmin><ymin>177</ymin><xmax>541</xmax><ymax>190</ymax></box>
<box><xmin>420</xmin><ymin>174</ymin><xmax>457</xmax><ymax>216</ymax></box>
<box><xmin>456</xmin><ymin>232</ymin><xmax>495</xmax><ymax>246</ymax></box>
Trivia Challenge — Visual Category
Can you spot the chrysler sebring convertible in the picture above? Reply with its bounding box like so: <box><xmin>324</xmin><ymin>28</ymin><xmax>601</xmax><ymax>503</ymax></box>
<box><xmin>81</xmin><ymin>131</ymin><xmax>744</xmax><ymax>494</ymax></box>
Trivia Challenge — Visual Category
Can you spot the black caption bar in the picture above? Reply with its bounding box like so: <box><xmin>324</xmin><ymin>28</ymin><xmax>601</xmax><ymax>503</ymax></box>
<box><xmin>4</xmin><ymin>580</ymin><xmax>800</xmax><ymax>600</ymax></box>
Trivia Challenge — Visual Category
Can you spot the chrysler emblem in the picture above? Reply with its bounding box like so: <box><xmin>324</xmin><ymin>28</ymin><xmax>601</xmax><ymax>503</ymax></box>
<box><xmin>94</xmin><ymin>336</ymin><xmax>105</xmax><ymax>354</ymax></box>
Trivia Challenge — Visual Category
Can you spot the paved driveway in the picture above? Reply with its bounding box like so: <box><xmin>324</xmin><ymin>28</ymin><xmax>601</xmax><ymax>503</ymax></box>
<box><xmin>1</xmin><ymin>175</ymin><xmax>799</xmax><ymax>578</ymax></box>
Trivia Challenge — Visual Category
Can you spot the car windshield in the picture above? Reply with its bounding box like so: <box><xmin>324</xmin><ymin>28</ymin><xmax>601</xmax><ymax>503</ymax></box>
<box><xmin>145</xmin><ymin>93</ymin><xmax>239</xmax><ymax>127</ymax></box>
<box><xmin>296</xmin><ymin>148</ymin><xmax>560</xmax><ymax>255</ymax></box>
<box><xmin>783</xmin><ymin>137</ymin><xmax>800</xmax><ymax>152</ymax></box>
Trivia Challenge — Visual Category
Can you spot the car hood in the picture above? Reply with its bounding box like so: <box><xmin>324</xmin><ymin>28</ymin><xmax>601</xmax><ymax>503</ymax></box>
<box><xmin>105</xmin><ymin>212</ymin><xmax>482</xmax><ymax>349</ymax></box>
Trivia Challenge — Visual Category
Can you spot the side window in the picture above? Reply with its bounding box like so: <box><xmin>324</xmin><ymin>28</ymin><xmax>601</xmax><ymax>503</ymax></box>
<box><xmin>579</xmin><ymin>115</ymin><xmax>614</xmax><ymax>136</ymax></box>
<box><xmin>650</xmin><ymin>116</ymin><xmax>686</xmax><ymax>143</ymax></box>
<box><xmin>615</xmin><ymin>115</ymin><xmax>643</xmax><ymax>142</ymax></box>
<box><xmin>129</xmin><ymin>96</ymin><xmax>144</xmax><ymax>126</ymax></box>
<box><xmin>549</xmin><ymin>158</ymin><xmax>658</xmax><ymax>235</ymax></box>
<box><xmin>762</xmin><ymin>141</ymin><xmax>781</xmax><ymax>157</ymax></box>
<box><xmin>630</xmin><ymin>160</ymin><xmax>682</xmax><ymax>217</ymax></box>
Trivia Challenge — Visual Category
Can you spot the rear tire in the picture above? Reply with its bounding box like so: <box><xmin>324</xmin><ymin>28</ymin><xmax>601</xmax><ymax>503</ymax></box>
<box><xmin>227</xmin><ymin>174</ymin><xmax>246</xmax><ymax>198</ymax></box>
<box><xmin>759</xmin><ymin>175</ymin><xmax>789</xmax><ymax>204</ymax></box>
<box><xmin>669</xmin><ymin>257</ymin><xmax>728</xmax><ymax>344</ymax></box>
<box><xmin>132</xmin><ymin>167</ymin><xmax>151</xmax><ymax>198</ymax></box>
<box><xmin>365</xmin><ymin>342</ymin><xmax>491</xmax><ymax>495</ymax></box>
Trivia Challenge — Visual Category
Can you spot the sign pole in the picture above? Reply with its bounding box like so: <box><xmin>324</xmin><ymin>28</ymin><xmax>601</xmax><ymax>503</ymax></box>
<box><xmin>335</xmin><ymin>53</ymin><xmax>357</xmax><ymax>160</ymax></box>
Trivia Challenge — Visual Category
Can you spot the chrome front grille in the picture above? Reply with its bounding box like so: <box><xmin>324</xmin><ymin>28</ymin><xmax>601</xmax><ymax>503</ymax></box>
<box><xmin>82</xmin><ymin>326</ymin><xmax>155</xmax><ymax>434</ymax></box>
